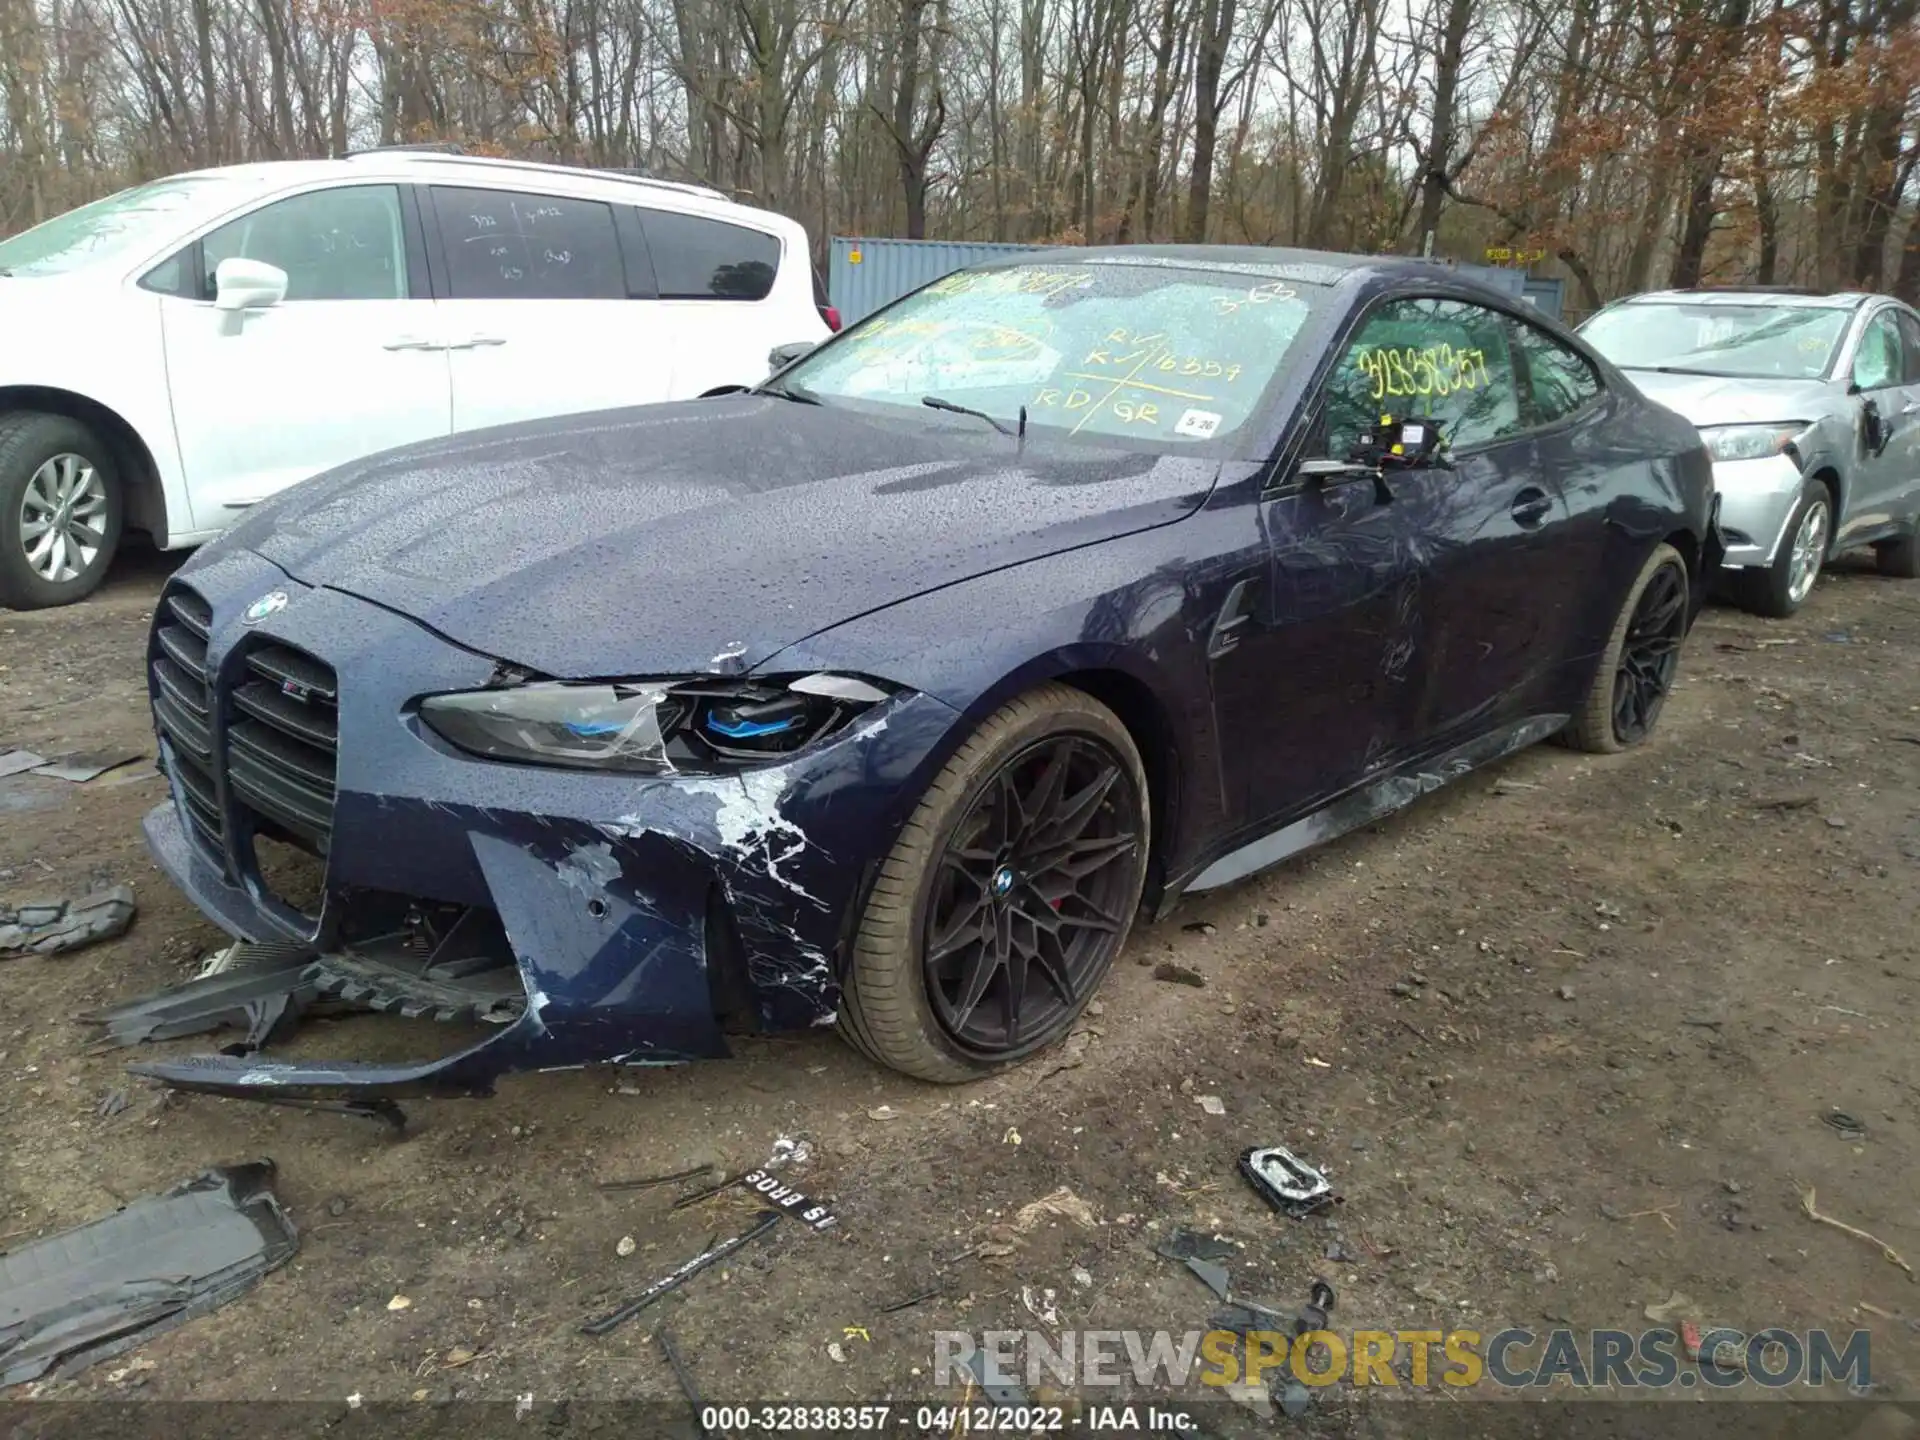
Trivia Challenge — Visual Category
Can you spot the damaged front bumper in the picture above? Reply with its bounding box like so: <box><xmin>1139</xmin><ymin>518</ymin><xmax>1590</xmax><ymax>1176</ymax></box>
<box><xmin>134</xmin><ymin>547</ymin><xmax>958</xmax><ymax>1101</ymax></box>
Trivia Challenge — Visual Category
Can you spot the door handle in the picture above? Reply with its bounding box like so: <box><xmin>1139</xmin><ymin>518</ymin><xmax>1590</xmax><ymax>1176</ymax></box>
<box><xmin>450</xmin><ymin>334</ymin><xmax>508</xmax><ymax>350</ymax></box>
<box><xmin>1511</xmin><ymin>488</ymin><xmax>1553</xmax><ymax>528</ymax></box>
<box><xmin>1900</xmin><ymin>400</ymin><xmax>1920</xmax><ymax>417</ymax></box>
<box><xmin>382</xmin><ymin>336</ymin><xmax>438</xmax><ymax>351</ymax></box>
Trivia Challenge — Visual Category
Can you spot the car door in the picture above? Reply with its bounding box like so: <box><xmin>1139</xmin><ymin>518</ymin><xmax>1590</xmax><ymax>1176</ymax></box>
<box><xmin>1891</xmin><ymin>309</ymin><xmax>1920</xmax><ymax>531</ymax></box>
<box><xmin>424</xmin><ymin>185</ymin><xmax>675</xmax><ymax>430</ymax></box>
<box><xmin>1840</xmin><ymin>307</ymin><xmax>1914</xmax><ymax>542</ymax></box>
<box><xmin>155</xmin><ymin>183</ymin><xmax>452</xmax><ymax>530</ymax></box>
<box><xmin>1322</xmin><ymin>296</ymin><xmax>1569</xmax><ymax>744</ymax></box>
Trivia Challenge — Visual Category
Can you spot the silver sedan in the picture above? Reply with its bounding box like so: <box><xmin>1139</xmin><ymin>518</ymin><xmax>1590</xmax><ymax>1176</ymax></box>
<box><xmin>1580</xmin><ymin>288</ymin><xmax>1920</xmax><ymax>616</ymax></box>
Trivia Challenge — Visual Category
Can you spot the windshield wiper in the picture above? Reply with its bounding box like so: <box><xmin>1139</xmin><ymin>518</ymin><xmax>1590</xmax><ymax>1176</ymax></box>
<box><xmin>759</xmin><ymin>379</ymin><xmax>823</xmax><ymax>406</ymax></box>
<box><xmin>923</xmin><ymin>394</ymin><xmax>1024</xmax><ymax>438</ymax></box>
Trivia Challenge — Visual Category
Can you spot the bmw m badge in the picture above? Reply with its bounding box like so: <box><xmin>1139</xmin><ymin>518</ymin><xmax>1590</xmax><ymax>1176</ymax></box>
<box><xmin>242</xmin><ymin>591</ymin><xmax>289</xmax><ymax>625</ymax></box>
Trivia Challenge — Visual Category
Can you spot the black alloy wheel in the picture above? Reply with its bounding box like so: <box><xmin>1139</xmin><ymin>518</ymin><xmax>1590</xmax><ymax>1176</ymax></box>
<box><xmin>1611</xmin><ymin>557</ymin><xmax>1687</xmax><ymax>745</ymax></box>
<box><xmin>922</xmin><ymin>734</ymin><xmax>1141</xmax><ymax>1056</ymax></box>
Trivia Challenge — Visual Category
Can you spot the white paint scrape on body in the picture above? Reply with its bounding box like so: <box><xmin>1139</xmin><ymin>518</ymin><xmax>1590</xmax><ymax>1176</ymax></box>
<box><xmin>557</xmin><ymin>840</ymin><xmax>623</xmax><ymax>898</ymax></box>
<box><xmin>682</xmin><ymin>771</ymin><xmax>827</xmax><ymax>908</ymax></box>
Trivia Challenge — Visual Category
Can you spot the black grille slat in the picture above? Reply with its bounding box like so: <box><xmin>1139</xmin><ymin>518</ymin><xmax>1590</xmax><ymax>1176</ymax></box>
<box><xmin>153</xmin><ymin>655</ymin><xmax>210</xmax><ymax>720</ymax></box>
<box><xmin>229</xmin><ymin>719</ymin><xmax>335</xmax><ymax>792</ymax></box>
<box><xmin>229</xmin><ymin>761</ymin><xmax>332</xmax><ymax>842</ymax></box>
<box><xmin>247</xmin><ymin>645</ymin><xmax>337</xmax><ymax>703</ymax></box>
<box><xmin>232</xmin><ymin>679</ymin><xmax>338</xmax><ymax>749</ymax></box>
<box><xmin>153</xmin><ymin>682</ymin><xmax>213</xmax><ymax>762</ymax></box>
<box><xmin>155</xmin><ymin>624</ymin><xmax>209</xmax><ymax>682</ymax></box>
<box><xmin>167</xmin><ymin>590</ymin><xmax>212</xmax><ymax>639</ymax></box>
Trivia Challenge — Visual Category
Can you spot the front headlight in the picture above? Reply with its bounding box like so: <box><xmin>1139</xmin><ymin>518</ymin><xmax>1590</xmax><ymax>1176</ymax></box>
<box><xmin>1699</xmin><ymin>423</ymin><xmax>1807</xmax><ymax>463</ymax></box>
<box><xmin>419</xmin><ymin>672</ymin><xmax>893</xmax><ymax>774</ymax></box>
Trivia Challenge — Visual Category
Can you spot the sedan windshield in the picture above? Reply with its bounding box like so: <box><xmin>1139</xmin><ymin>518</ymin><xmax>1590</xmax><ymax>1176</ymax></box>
<box><xmin>1580</xmin><ymin>300</ymin><xmax>1849</xmax><ymax>381</ymax></box>
<box><xmin>0</xmin><ymin>176</ymin><xmax>231</xmax><ymax>277</ymax></box>
<box><xmin>780</xmin><ymin>261</ymin><xmax>1323</xmax><ymax>447</ymax></box>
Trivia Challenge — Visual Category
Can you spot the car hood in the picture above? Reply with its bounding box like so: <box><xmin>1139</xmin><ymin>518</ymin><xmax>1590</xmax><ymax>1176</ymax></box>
<box><xmin>1619</xmin><ymin>369</ymin><xmax>1837</xmax><ymax>429</ymax></box>
<box><xmin>230</xmin><ymin>396</ymin><xmax>1219</xmax><ymax>678</ymax></box>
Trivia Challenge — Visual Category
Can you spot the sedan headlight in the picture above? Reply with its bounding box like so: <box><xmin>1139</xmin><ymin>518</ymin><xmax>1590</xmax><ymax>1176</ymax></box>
<box><xmin>419</xmin><ymin>672</ymin><xmax>893</xmax><ymax>774</ymax></box>
<box><xmin>1699</xmin><ymin>423</ymin><xmax>1807</xmax><ymax>463</ymax></box>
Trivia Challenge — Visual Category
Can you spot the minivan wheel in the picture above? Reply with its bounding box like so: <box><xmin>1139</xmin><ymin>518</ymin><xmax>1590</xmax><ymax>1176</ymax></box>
<box><xmin>1736</xmin><ymin>476</ymin><xmax>1830</xmax><ymax>618</ymax></box>
<box><xmin>0</xmin><ymin>413</ymin><xmax>124</xmax><ymax>610</ymax></box>
<box><xmin>837</xmin><ymin>683</ymin><xmax>1150</xmax><ymax>1083</ymax></box>
<box><xmin>1561</xmin><ymin>542</ymin><xmax>1689</xmax><ymax>755</ymax></box>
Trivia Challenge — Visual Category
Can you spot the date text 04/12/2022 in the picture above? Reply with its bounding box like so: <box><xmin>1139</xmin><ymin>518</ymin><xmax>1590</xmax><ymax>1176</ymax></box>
<box><xmin>693</xmin><ymin>1405</ymin><xmax>1196</xmax><ymax>1432</ymax></box>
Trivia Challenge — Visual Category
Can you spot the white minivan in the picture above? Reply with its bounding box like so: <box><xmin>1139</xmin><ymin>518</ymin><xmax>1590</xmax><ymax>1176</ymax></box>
<box><xmin>0</xmin><ymin>149</ymin><xmax>835</xmax><ymax>608</ymax></box>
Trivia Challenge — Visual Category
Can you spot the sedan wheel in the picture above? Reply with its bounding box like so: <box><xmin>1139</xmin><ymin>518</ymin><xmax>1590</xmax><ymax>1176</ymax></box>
<box><xmin>1562</xmin><ymin>542</ymin><xmax>1690</xmax><ymax>755</ymax></box>
<box><xmin>838</xmin><ymin>684</ymin><xmax>1150</xmax><ymax>1082</ymax></box>
<box><xmin>0</xmin><ymin>413</ymin><xmax>124</xmax><ymax>610</ymax></box>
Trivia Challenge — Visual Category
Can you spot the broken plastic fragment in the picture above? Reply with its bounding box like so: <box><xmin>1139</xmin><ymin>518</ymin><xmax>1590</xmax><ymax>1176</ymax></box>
<box><xmin>0</xmin><ymin>885</ymin><xmax>135</xmax><ymax>959</ymax></box>
<box><xmin>788</xmin><ymin>673</ymin><xmax>890</xmax><ymax>704</ymax></box>
<box><xmin>0</xmin><ymin>1161</ymin><xmax>297</xmax><ymax>1387</ymax></box>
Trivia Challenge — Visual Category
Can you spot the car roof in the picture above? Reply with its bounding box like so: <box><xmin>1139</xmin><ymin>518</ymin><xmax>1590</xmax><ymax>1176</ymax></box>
<box><xmin>977</xmin><ymin>242</ymin><xmax>1533</xmax><ymax>291</ymax></box>
<box><xmin>1615</xmin><ymin>288</ymin><xmax>1874</xmax><ymax>310</ymax></box>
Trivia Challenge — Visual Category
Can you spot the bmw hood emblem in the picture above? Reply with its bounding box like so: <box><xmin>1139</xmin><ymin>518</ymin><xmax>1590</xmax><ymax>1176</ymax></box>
<box><xmin>242</xmin><ymin>590</ymin><xmax>289</xmax><ymax>625</ymax></box>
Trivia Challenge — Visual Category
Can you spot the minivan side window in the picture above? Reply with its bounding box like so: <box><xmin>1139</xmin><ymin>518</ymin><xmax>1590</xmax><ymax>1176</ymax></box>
<box><xmin>1322</xmin><ymin>297</ymin><xmax>1524</xmax><ymax>459</ymax></box>
<box><xmin>197</xmin><ymin>185</ymin><xmax>408</xmax><ymax>301</ymax></box>
<box><xmin>431</xmin><ymin>187</ymin><xmax>625</xmax><ymax>300</ymax></box>
<box><xmin>1507</xmin><ymin>318</ymin><xmax>1602</xmax><ymax>426</ymax></box>
<box><xmin>639</xmin><ymin>209</ymin><xmax>780</xmax><ymax>300</ymax></box>
<box><xmin>1853</xmin><ymin>311</ymin><xmax>1904</xmax><ymax>391</ymax></box>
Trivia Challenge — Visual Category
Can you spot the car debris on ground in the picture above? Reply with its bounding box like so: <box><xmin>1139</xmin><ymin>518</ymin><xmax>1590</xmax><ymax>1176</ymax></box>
<box><xmin>0</xmin><ymin>1161</ymin><xmax>297</xmax><ymax>1388</ymax></box>
<box><xmin>27</xmin><ymin>751</ymin><xmax>143</xmax><ymax>783</ymax></box>
<box><xmin>0</xmin><ymin>884</ymin><xmax>135</xmax><ymax>960</ymax></box>
<box><xmin>1238</xmin><ymin>1145</ymin><xmax>1340</xmax><ymax>1218</ymax></box>
<box><xmin>581</xmin><ymin>1211</ymin><xmax>782</xmax><ymax>1336</ymax></box>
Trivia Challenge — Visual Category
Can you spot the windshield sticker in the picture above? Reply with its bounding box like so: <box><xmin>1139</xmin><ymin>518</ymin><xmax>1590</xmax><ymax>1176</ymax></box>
<box><xmin>1355</xmin><ymin>346</ymin><xmax>1489</xmax><ymax>400</ymax></box>
<box><xmin>1175</xmin><ymin>409</ymin><xmax>1223</xmax><ymax>438</ymax></box>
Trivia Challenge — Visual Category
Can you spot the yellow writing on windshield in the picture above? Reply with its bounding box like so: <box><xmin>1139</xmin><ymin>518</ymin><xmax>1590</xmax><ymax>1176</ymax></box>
<box><xmin>926</xmin><ymin>268</ymin><xmax>1093</xmax><ymax>301</ymax></box>
<box><xmin>1085</xmin><ymin>329</ymin><xmax>1242</xmax><ymax>383</ymax></box>
<box><xmin>1355</xmin><ymin>345</ymin><xmax>1489</xmax><ymax>400</ymax></box>
<box><xmin>1212</xmin><ymin>281</ymin><xmax>1297</xmax><ymax>316</ymax></box>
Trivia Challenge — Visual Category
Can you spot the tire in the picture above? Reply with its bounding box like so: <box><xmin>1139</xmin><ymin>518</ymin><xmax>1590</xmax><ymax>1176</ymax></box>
<box><xmin>836</xmin><ymin>683</ymin><xmax>1150</xmax><ymax>1083</ymax></box>
<box><xmin>1561</xmin><ymin>542</ymin><xmax>1690</xmax><ymax>755</ymax></box>
<box><xmin>1874</xmin><ymin>526</ymin><xmax>1920</xmax><ymax>579</ymax></box>
<box><xmin>0</xmin><ymin>412</ymin><xmax>124</xmax><ymax>611</ymax></box>
<box><xmin>1734</xmin><ymin>476</ymin><xmax>1831</xmax><ymax>618</ymax></box>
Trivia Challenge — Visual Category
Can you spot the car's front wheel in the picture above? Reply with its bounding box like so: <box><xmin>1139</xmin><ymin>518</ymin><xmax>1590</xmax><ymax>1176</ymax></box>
<box><xmin>1561</xmin><ymin>542</ymin><xmax>1690</xmax><ymax>754</ymax></box>
<box><xmin>0</xmin><ymin>412</ymin><xmax>124</xmax><ymax>610</ymax></box>
<box><xmin>1735</xmin><ymin>476</ymin><xmax>1831</xmax><ymax>618</ymax></box>
<box><xmin>837</xmin><ymin>683</ymin><xmax>1150</xmax><ymax>1082</ymax></box>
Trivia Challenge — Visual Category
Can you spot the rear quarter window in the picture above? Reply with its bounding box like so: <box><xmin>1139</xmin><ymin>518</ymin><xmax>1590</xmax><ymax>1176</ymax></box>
<box><xmin>639</xmin><ymin>209</ymin><xmax>781</xmax><ymax>300</ymax></box>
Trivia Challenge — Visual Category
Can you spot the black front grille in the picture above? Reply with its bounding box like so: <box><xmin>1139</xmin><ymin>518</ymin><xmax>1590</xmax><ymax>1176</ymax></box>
<box><xmin>151</xmin><ymin>588</ymin><xmax>221</xmax><ymax>853</ymax></box>
<box><xmin>150</xmin><ymin>584</ymin><xmax>341</xmax><ymax>874</ymax></box>
<box><xmin>229</xmin><ymin>643</ymin><xmax>339</xmax><ymax>855</ymax></box>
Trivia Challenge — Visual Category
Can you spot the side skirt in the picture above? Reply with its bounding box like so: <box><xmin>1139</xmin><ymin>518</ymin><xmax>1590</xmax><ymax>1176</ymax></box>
<box><xmin>1176</xmin><ymin>713</ymin><xmax>1569</xmax><ymax>896</ymax></box>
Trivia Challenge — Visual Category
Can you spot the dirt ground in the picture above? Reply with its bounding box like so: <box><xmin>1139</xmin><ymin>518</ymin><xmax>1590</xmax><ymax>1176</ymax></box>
<box><xmin>4</xmin><ymin>540</ymin><xmax>1920</xmax><ymax>1432</ymax></box>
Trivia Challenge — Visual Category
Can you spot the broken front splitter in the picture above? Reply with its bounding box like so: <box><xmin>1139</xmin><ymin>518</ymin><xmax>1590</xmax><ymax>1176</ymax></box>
<box><xmin>86</xmin><ymin>935</ymin><xmax>533</xmax><ymax>1105</ymax></box>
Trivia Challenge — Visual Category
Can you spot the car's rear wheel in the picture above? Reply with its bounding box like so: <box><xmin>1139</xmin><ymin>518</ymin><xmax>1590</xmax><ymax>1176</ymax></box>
<box><xmin>1874</xmin><ymin>525</ymin><xmax>1920</xmax><ymax>579</ymax></box>
<box><xmin>0</xmin><ymin>413</ymin><xmax>124</xmax><ymax>611</ymax></box>
<box><xmin>1735</xmin><ymin>476</ymin><xmax>1830</xmax><ymax>618</ymax></box>
<box><xmin>1561</xmin><ymin>542</ymin><xmax>1689</xmax><ymax>755</ymax></box>
<box><xmin>837</xmin><ymin>683</ymin><xmax>1149</xmax><ymax>1082</ymax></box>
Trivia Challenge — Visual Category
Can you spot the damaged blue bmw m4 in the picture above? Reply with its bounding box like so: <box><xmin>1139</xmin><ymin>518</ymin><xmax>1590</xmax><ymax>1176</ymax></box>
<box><xmin>132</xmin><ymin>247</ymin><xmax>1720</xmax><ymax>1103</ymax></box>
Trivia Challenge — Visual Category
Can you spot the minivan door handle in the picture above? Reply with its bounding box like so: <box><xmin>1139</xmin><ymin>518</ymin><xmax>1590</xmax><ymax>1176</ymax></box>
<box><xmin>1511</xmin><ymin>487</ymin><xmax>1553</xmax><ymax>528</ymax></box>
<box><xmin>382</xmin><ymin>335</ymin><xmax>439</xmax><ymax>351</ymax></box>
<box><xmin>449</xmin><ymin>334</ymin><xmax>507</xmax><ymax>350</ymax></box>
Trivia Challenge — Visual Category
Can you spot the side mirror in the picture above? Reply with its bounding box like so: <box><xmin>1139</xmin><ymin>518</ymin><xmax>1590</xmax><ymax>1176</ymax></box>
<box><xmin>1298</xmin><ymin>457</ymin><xmax>1393</xmax><ymax>506</ymax></box>
<box><xmin>767</xmin><ymin>340</ymin><xmax>817</xmax><ymax>375</ymax></box>
<box><xmin>213</xmin><ymin>258</ymin><xmax>288</xmax><ymax>312</ymax></box>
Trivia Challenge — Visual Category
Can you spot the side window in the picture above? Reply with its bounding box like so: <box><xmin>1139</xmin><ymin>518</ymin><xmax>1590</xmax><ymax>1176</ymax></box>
<box><xmin>431</xmin><ymin>187</ymin><xmax>625</xmax><ymax>300</ymax></box>
<box><xmin>1321</xmin><ymin>297</ymin><xmax>1523</xmax><ymax>459</ymax></box>
<box><xmin>1508</xmin><ymin>319</ymin><xmax>1602</xmax><ymax>425</ymax></box>
<box><xmin>639</xmin><ymin>209</ymin><xmax>780</xmax><ymax>300</ymax></box>
<box><xmin>1853</xmin><ymin>311</ymin><xmax>1903</xmax><ymax>391</ymax></box>
<box><xmin>199</xmin><ymin>185</ymin><xmax>407</xmax><ymax>301</ymax></box>
<box><xmin>1898</xmin><ymin>312</ymin><xmax>1920</xmax><ymax>384</ymax></box>
<box><xmin>139</xmin><ymin>248</ymin><xmax>196</xmax><ymax>297</ymax></box>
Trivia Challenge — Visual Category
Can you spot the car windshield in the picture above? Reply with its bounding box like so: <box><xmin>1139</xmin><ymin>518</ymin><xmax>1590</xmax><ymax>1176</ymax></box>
<box><xmin>780</xmin><ymin>260</ymin><xmax>1324</xmax><ymax>446</ymax></box>
<box><xmin>1580</xmin><ymin>300</ymin><xmax>1849</xmax><ymax>381</ymax></box>
<box><xmin>0</xmin><ymin>176</ymin><xmax>232</xmax><ymax>277</ymax></box>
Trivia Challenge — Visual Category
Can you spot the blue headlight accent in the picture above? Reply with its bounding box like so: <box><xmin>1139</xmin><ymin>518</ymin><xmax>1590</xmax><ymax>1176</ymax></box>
<box><xmin>707</xmin><ymin>714</ymin><xmax>803</xmax><ymax>739</ymax></box>
<box><xmin>563</xmin><ymin>719</ymin><xmax>630</xmax><ymax>737</ymax></box>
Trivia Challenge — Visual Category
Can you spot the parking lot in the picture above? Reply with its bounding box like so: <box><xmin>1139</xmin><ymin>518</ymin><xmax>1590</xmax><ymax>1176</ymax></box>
<box><xmin>3</xmin><ymin>543</ymin><xmax>1919</xmax><ymax>1422</ymax></box>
